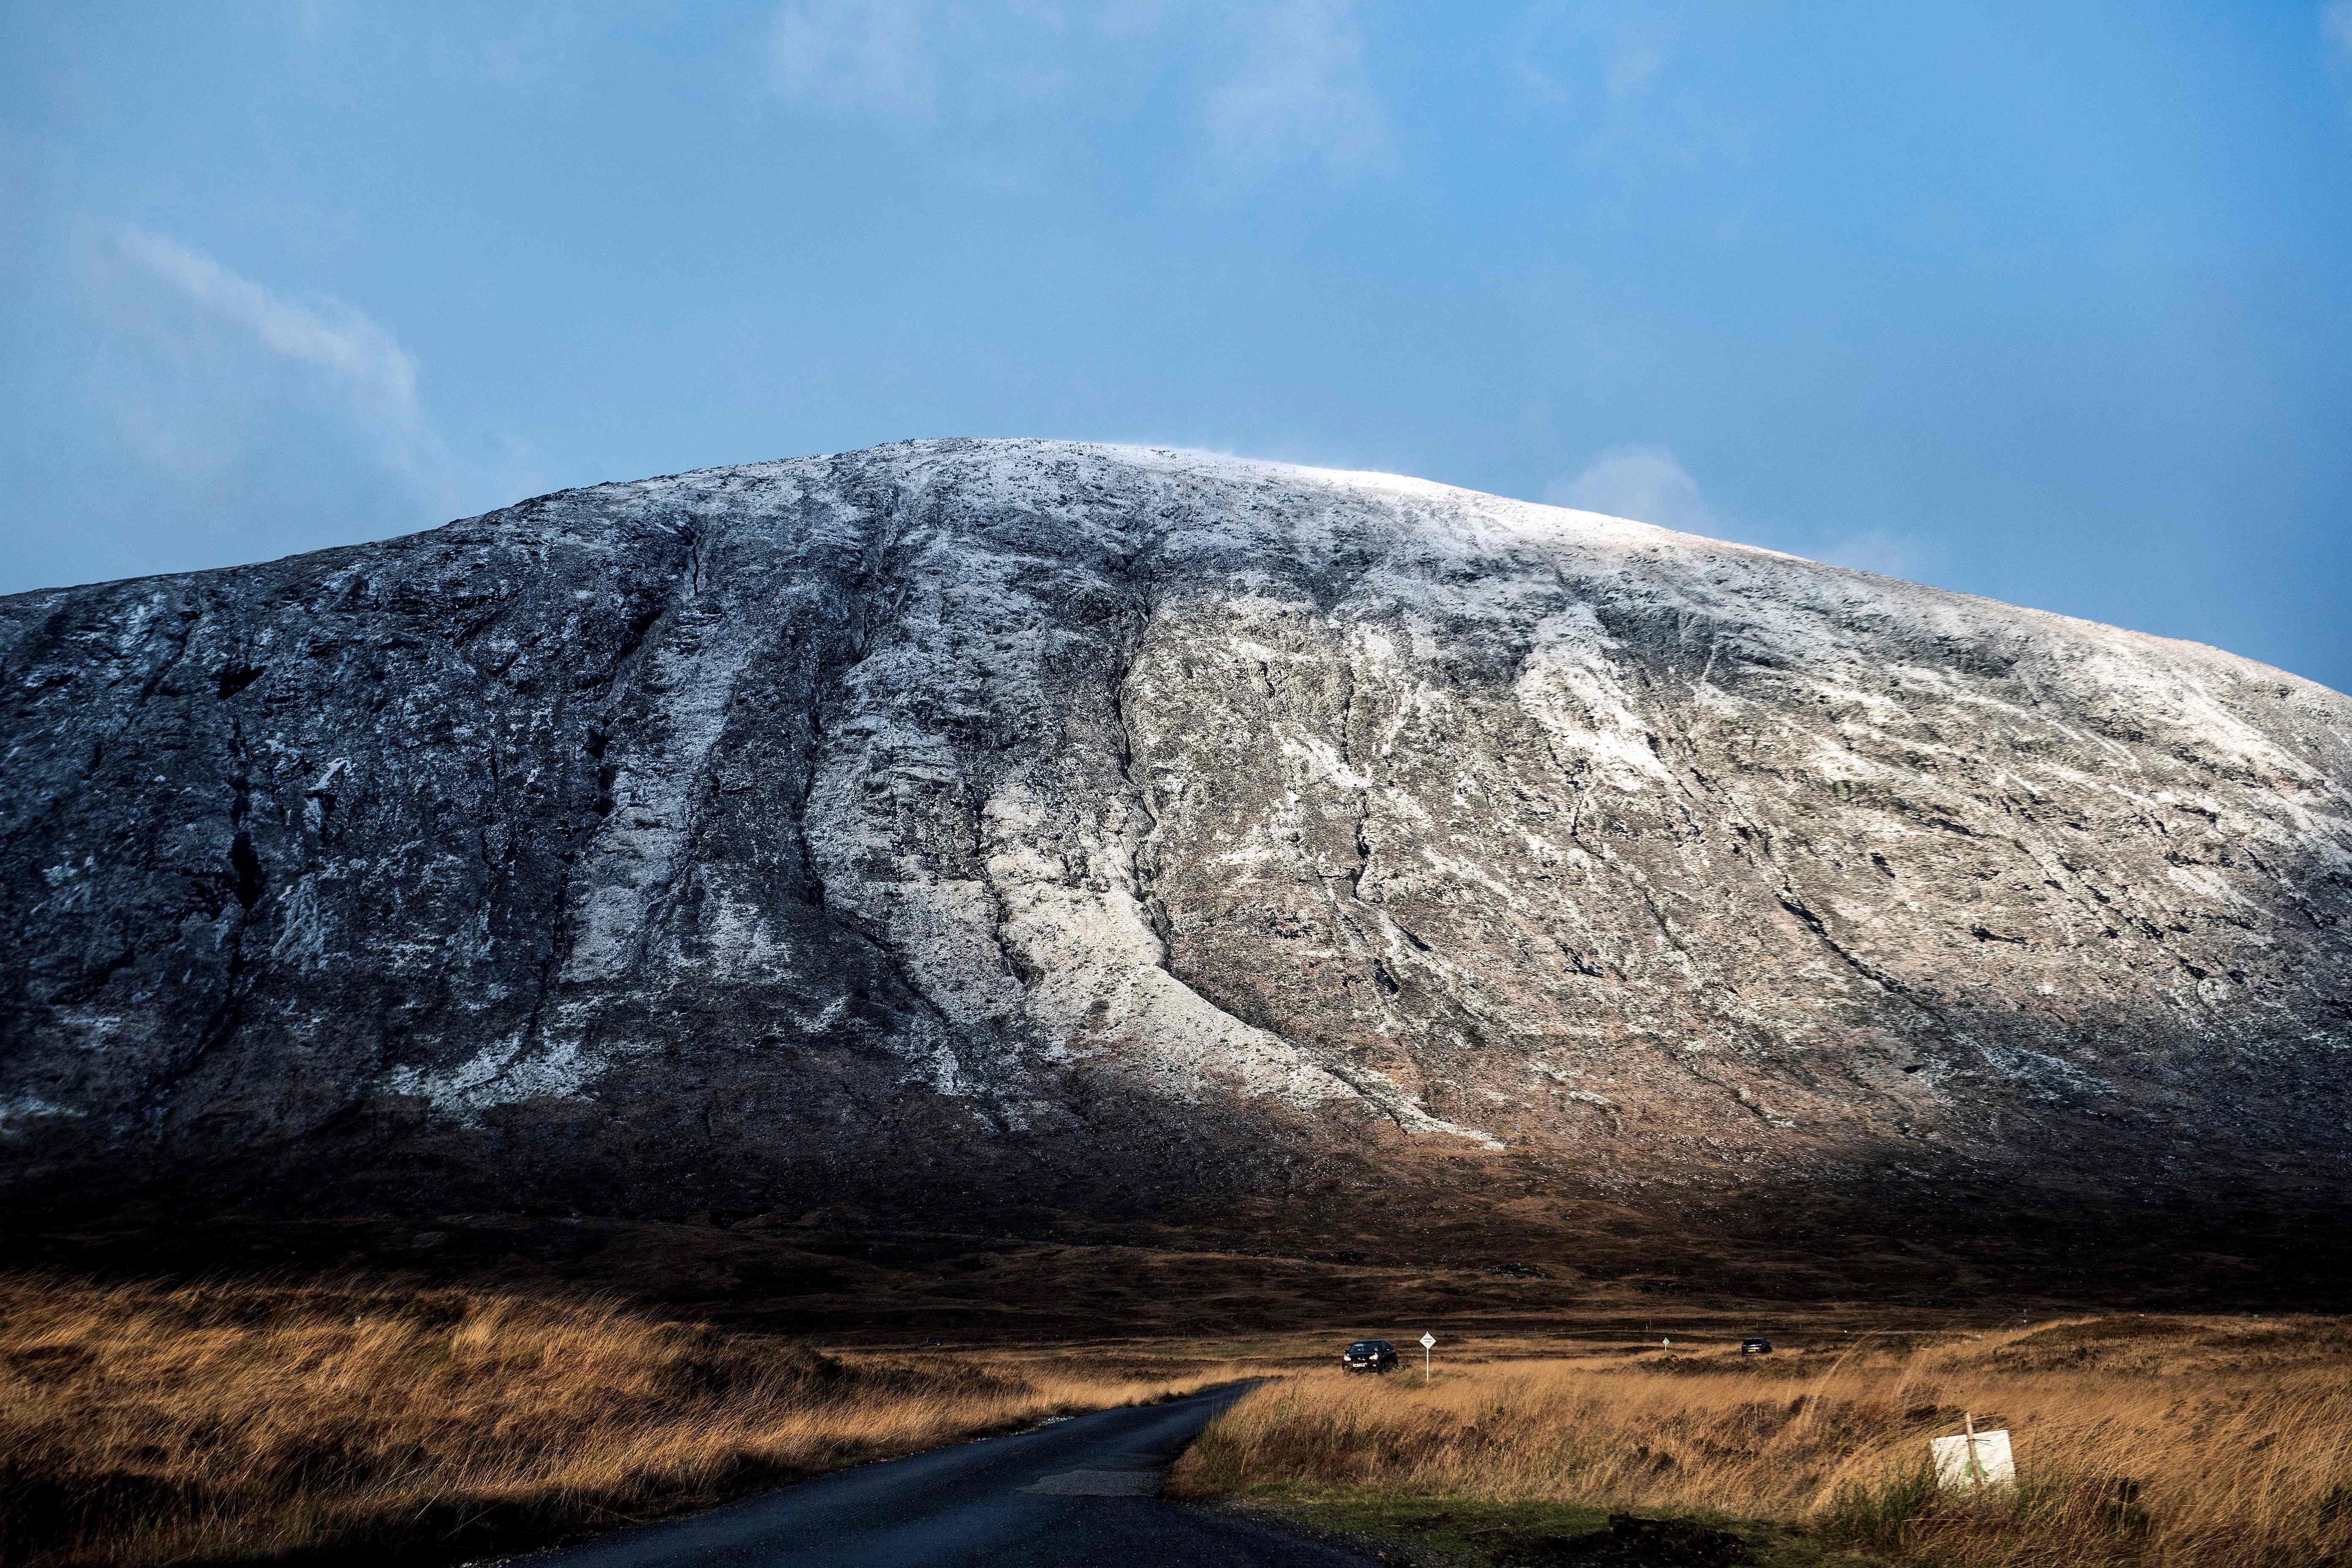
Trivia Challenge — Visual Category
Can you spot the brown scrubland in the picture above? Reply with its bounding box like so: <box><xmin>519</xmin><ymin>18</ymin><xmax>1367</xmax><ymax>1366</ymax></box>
<box><xmin>0</xmin><ymin>1274</ymin><xmax>1233</xmax><ymax>1568</ymax></box>
<box><xmin>1172</xmin><ymin>1316</ymin><xmax>2352</xmax><ymax>1567</ymax></box>
<box><xmin>8</xmin><ymin>1209</ymin><xmax>2352</xmax><ymax>1568</ymax></box>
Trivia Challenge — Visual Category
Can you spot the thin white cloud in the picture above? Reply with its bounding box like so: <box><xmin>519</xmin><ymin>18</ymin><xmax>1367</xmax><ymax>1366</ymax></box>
<box><xmin>1602</xmin><ymin>27</ymin><xmax>1670</xmax><ymax>100</ymax></box>
<box><xmin>469</xmin><ymin>4</ymin><xmax>620</xmax><ymax>90</ymax></box>
<box><xmin>762</xmin><ymin>0</ymin><xmax>1391</xmax><ymax>186</ymax></box>
<box><xmin>1505</xmin><ymin>3</ymin><xmax>1674</xmax><ymax>104</ymax></box>
<box><xmin>114</xmin><ymin>226</ymin><xmax>420</xmax><ymax>422</ymax></box>
<box><xmin>1545</xmin><ymin>444</ymin><xmax>1718</xmax><ymax>533</ymax></box>
<box><xmin>2326</xmin><ymin>1</ymin><xmax>2352</xmax><ymax>65</ymax></box>
<box><xmin>284</xmin><ymin>3</ymin><xmax>634</xmax><ymax>96</ymax></box>
<box><xmin>770</xmin><ymin>0</ymin><xmax>942</xmax><ymax>122</ymax></box>
<box><xmin>83</xmin><ymin>225</ymin><xmax>537</xmax><ymax>540</ymax></box>
<box><xmin>1512</xmin><ymin>3</ymin><xmax>1674</xmax><ymax>105</ymax></box>
<box><xmin>1201</xmin><ymin>0</ymin><xmax>1391</xmax><ymax>182</ymax></box>
<box><xmin>765</xmin><ymin>1</ymin><xmax>1127</xmax><ymax>133</ymax></box>
<box><xmin>1820</xmin><ymin>528</ymin><xmax>1938</xmax><ymax>583</ymax></box>
<box><xmin>1545</xmin><ymin>444</ymin><xmax>1941</xmax><ymax>585</ymax></box>
<box><xmin>1505</xmin><ymin>0</ymin><xmax>1757</xmax><ymax>184</ymax></box>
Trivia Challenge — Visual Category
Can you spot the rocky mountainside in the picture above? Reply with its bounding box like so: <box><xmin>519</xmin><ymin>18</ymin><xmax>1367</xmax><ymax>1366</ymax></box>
<box><xmin>5</xmin><ymin>439</ymin><xmax>2350</xmax><ymax>1226</ymax></box>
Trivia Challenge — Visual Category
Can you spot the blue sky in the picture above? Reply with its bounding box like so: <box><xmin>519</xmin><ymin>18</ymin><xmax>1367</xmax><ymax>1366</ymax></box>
<box><xmin>4</xmin><ymin>2</ymin><xmax>2349</xmax><ymax>691</ymax></box>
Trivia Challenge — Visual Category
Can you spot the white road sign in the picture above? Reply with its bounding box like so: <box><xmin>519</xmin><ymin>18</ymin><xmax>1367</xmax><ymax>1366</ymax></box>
<box><xmin>1420</xmin><ymin>1332</ymin><xmax>1436</xmax><ymax>1348</ymax></box>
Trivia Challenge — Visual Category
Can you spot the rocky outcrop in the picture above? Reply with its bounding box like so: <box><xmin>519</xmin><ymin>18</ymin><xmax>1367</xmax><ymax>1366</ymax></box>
<box><xmin>4</xmin><ymin>439</ymin><xmax>2349</xmax><ymax>1218</ymax></box>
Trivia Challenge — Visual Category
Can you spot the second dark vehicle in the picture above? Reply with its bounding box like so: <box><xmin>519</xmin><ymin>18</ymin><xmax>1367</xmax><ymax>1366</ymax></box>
<box><xmin>1342</xmin><ymin>1339</ymin><xmax>1399</xmax><ymax>1374</ymax></box>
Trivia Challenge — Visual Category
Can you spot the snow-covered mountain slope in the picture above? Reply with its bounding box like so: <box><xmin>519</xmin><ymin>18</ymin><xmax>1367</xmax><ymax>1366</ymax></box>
<box><xmin>4</xmin><ymin>438</ymin><xmax>2349</xmax><ymax>1216</ymax></box>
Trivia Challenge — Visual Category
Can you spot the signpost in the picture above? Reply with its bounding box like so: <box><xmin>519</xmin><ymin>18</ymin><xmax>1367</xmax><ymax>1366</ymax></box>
<box><xmin>1420</xmin><ymin>1331</ymin><xmax>1435</xmax><ymax>1382</ymax></box>
<box><xmin>1930</xmin><ymin>1412</ymin><xmax>2016</xmax><ymax>1491</ymax></box>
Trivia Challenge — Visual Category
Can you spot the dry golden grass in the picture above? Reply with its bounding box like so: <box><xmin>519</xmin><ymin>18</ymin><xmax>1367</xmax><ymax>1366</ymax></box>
<box><xmin>1171</xmin><ymin>1317</ymin><xmax>2352</xmax><ymax>1567</ymax></box>
<box><xmin>0</xmin><ymin>1274</ymin><xmax>1236</xmax><ymax>1568</ymax></box>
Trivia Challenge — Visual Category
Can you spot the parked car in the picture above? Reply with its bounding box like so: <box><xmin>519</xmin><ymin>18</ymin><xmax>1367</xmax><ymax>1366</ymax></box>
<box><xmin>1341</xmin><ymin>1338</ymin><xmax>1399</xmax><ymax>1374</ymax></box>
<box><xmin>1740</xmin><ymin>1337</ymin><xmax>1773</xmax><ymax>1356</ymax></box>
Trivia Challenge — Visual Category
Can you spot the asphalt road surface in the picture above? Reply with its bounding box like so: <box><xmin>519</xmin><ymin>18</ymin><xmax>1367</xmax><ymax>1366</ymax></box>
<box><xmin>521</xmin><ymin>1383</ymin><xmax>1372</xmax><ymax>1568</ymax></box>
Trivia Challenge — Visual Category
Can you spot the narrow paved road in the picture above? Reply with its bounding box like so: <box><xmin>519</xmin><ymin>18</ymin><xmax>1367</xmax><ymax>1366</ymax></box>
<box><xmin>521</xmin><ymin>1383</ymin><xmax>1371</xmax><ymax>1567</ymax></box>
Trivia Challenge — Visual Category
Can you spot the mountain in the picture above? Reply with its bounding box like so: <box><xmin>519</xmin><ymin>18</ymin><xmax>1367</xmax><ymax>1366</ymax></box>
<box><xmin>5</xmin><ymin>439</ymin><xmax>2350</xmax><ymax>1240</ymax></box>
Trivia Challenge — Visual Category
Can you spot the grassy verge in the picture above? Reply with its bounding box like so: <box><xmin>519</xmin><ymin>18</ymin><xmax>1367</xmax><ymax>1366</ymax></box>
<box><xmin>0</xmin><ymin>1274</ymin><xmax>1233</xmax><ymax>1568</ymax></box>
<box><xmin>1169</xmin><ymin>1316</ymin><xmax>2352</xmax><ymax>1567</ymax></box>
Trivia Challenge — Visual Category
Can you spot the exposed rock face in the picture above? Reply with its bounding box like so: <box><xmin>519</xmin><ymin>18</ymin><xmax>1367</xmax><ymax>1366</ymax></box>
<box><xmin>4</xmin><ymin>439</ymin><xmax>2350</xmax><ymax>1218</ymax></box>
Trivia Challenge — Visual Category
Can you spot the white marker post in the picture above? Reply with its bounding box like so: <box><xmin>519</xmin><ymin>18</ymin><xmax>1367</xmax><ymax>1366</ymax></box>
<box><xmin>1420</xmin><ymin>1331</ymin><xmax>1435</xmax><ymax>1382</ymax></box>
<box><xmin>1930</xmin><ymin>1411</ymin><xmax>2016</xmax><ymax>1492</ymax></box>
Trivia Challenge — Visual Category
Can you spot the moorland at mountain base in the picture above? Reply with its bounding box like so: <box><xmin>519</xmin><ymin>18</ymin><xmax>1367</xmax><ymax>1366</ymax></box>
<box><xmin>6</xmin><ymin>1247</ymin><xmax>2347</xmax><ymax>1568</ymax></box>
<box><xmin>1175</xmin><ymin>1315</ymin><xmax>2352</xmax><ymax>1568</ymax></box>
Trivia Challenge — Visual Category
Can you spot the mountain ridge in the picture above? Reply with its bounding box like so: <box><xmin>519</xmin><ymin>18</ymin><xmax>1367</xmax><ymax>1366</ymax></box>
<box><xmin>5</xmin><ymin>438</ymin><xmax>2349</xmax><ymax>1231</ymax></box>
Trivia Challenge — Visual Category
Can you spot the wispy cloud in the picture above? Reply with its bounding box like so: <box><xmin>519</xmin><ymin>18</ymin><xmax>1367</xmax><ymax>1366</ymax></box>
<box><xmin>763</xmin><ymin>0</ymin><xmax>1389</xmax><ymax>186</ymax></box>
<box><xmin>2326</xmin><ymin>1</ymin><xmax>2352</xmax><ymax>66</ymax></box>
<box><xmin>1819</xmin><ymin>527</ymin><xmax>1940</xmax><ymax>582</ymax></box>
<box><xmin>1201</xmin><ymin>0</ymin><xmax>1391</xmax><ymax>182</ymax></box>
<box><xmin>769</xmin><ymin>0</ymin><xmax>944</xmax><ymax>122</ymax></box>
<box><xmin>1504</xmin><ymin>0</ymin><xmax>1758</xmax><ymax>183</ymax></box>
<box><xmin>1544</xmin><ymin>444</ymin><xmax>1942</xmax><ymax>585</ymax></box>
<box><xmin>82</xmin><ymin>225</ymin><xmax>536</xmax><ymax>547</ymax></box>
<box><xmin>114</xmin><ymin>226</ymin><xmax>419</xmax><ymax>424</ymax></box>
<box><xmin>1511</xmin><ymin>3</ymin><xmax>1675</xmax><ymax>105</ymax></box>
<box><xmin>1544</xmin><ymin>444</ymin><xmax>1719</xmax><ymax>533</ymax></box>
<box><xmin>285</xmin><ymin>2</ymin><xmax>631</xmax><ymax>96</ymax></box>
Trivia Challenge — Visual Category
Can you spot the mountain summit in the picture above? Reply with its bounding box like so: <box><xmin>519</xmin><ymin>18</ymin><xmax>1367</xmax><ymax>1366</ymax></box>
<box><xmin>5</xmin><ymin>440</ymin><xmax>2349</xmax><ymax>1228</ymax></box>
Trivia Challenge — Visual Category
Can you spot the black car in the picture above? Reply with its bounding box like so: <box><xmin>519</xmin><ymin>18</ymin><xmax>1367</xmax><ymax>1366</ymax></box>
<box><xmin>1740</xmin><ymin>1337</ymin><xmax>1773</xmax><ymax>1356</ymax></box>
<box><xmin>1341</xmin><ymin>1339</ymin><xmax>1399</xmax><ymax>1374</ymax></box>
